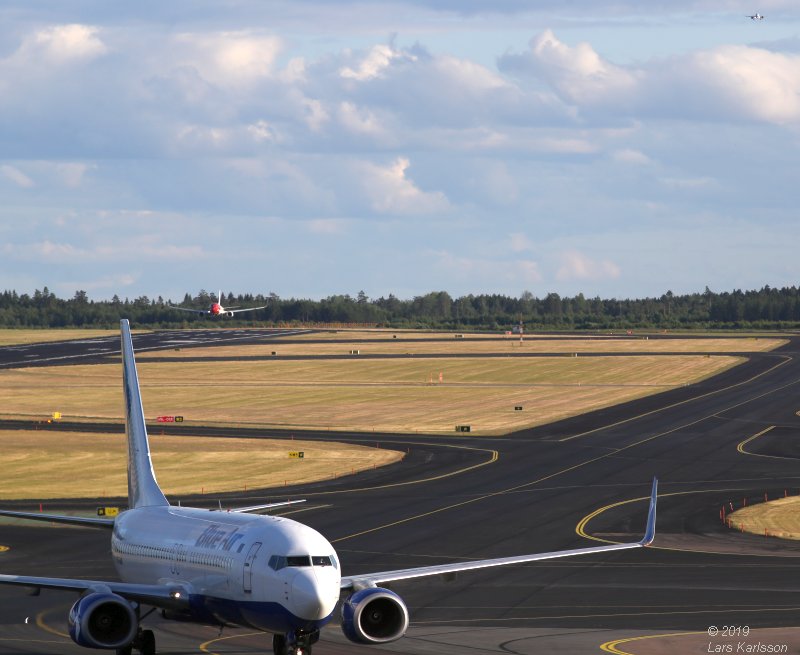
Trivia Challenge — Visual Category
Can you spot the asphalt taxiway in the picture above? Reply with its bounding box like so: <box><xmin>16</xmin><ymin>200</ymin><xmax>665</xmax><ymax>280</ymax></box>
<box><xmin>1</xmin><ymin>333</ymin><xmax>800</xmax><ymax>653</ymax></box>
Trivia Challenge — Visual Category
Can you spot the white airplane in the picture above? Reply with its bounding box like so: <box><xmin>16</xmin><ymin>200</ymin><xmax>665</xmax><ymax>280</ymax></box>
<box><xmin>748</xmin><ymin>12</ymin><xmax>764</xmax><ymax>20</ymax></box>
<box><xmin>0</xmin><ymin>319</ymin><xmax>658</xmax><ymax>655</ymax></box>
<box><xmin>169</xmin><ymin>291</ymin><xmax>266</xmax><ymax>317</ymax></box>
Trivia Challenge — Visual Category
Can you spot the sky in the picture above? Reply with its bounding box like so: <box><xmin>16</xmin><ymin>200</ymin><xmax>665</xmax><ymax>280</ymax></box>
<box><xmin>2</xmin><ymin>1</ymin><xmax>800</xmax><ymax>302</ymax></box>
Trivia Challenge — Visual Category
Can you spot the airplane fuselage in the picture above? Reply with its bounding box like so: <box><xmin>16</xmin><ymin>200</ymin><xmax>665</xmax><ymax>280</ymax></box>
<box><xmin>111</xmin><ymin>506</ymin><xmax>341</xmax><ymax>634</ymax></box>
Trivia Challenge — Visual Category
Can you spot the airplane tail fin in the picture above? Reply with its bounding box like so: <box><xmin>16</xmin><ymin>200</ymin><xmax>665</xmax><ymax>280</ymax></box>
<box><xmin>121</xmin><ymin>319</ymin><xmax>169</xmax><ymax>509</ymax></box>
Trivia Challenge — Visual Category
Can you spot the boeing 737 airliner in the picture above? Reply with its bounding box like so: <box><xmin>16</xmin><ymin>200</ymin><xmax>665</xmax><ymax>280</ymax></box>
<box><xmin>0</xmin><ymin>320</ymin><xmax>658</xmax><ymax>655</ymax></box>
<box><xmin>168</xmin><ymin>291</ymin><xmax>266</xmax><ymax>317</ymax></box>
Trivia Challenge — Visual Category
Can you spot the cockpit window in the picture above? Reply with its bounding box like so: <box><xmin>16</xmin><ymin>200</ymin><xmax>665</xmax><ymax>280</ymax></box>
<box><xmin>286</xmin><ymin>556</ymin><xmax>311</xmax><ymax>567</ymax></box>
<box><xmin>269</xmin><ymin>554</ymin><xmax>337</xmax><ymax>570</ymax></box>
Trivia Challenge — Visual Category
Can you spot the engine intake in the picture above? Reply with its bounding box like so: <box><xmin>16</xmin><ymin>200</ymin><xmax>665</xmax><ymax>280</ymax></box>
<box><xmin>68</xmin><ymin>592</ymin><xmax>138</xmax><ymax>650</ymax></box>
<box><xmin>340</xmin><ymin>587</ymin><xmax>409</xmax><ymax>644</ymax></box>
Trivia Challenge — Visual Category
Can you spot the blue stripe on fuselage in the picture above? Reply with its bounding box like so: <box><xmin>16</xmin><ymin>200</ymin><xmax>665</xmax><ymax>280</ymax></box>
<box><xmin>187</xmin><ymin>594</ymin><xmax>334</xmax><ymax>634</ymax></box>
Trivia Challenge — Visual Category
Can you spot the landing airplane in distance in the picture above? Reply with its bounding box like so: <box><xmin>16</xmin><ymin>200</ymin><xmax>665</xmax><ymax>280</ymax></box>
<box><xmin>168</xmin><ymin>290</ymin><xmax>266</xmax><ymax>317</ymax></box>
<box><xmin>0</xmin><ymin>320</ymin><xmax>658</xmax><ymax>655</ymax></box>
<box><xmin>748</xmin><ymin>12</ymin><xmax>764</xmax><ymax>20</ymax></box>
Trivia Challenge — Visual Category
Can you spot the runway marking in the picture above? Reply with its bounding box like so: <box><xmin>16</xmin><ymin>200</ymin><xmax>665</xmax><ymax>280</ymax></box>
<box><xmin>415</xmin><ymin>606</ymin><xmax>800</xmax><ymax>624</ymax></box>
<box><xmin>334</xmin><ymin>359</ymin><xmax>800</xmax><ymax>544</ymax></box>
<box><xmin>737</xmin><ymin>425</ymin><xmax>780</xmax><ymax>458</ymax></box>
<box><xmin>600</xmin><ymin>625</ymin><xmax>800</xmax><ymax>655</ymax></box>
<box><xmin>199</xmin><ymin>630</ymin><xmax>262</xmax><ymax>654</ymax></box>
<box><xmin>274</xmin><ymin>503</ymin><xmax>333</xmax><ymax>516</ymax></box>
<box><xmin>333</xmin><ymin>425</ymin><xmax>737</xmax><ymax>543</ymax></box>
<box><xmin>35</xmin><ymin>607</ymin><xmax>69</xmax><ymax>639</ymax></box>
<box><xmin>303</xmin><ymin>441</ymin><xmax>498</xmax><ymax>497</ymax></box>
<box><xmin>600</xmin><ymin>631</ymin><xmax>701</xmax><ymax>654</ymax></box>
<box><xmin>559</xmin><ymin>354</ymin><xmax>792</xmax><ymax>442</ymax></box>
<box><xmin>0</xmin><ymin>638</ymin><xmax>67</xmax><ymax>644</ymax></box>
<box><xmin>576</xmin><ymin>486</ymin><xmax>800</xmax><ymax>557</ymax></box>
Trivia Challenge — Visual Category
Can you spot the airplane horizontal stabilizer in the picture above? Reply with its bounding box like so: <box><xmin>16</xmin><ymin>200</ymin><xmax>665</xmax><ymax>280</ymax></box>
<box><xmin>220</xmin><ymin>499</ymin><xmax>307</xmax><ymax>514</ymax></box>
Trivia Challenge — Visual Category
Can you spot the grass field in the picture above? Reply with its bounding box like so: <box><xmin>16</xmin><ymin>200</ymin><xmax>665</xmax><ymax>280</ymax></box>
<box><xmin>0</xmin><ymin>355</ymin><xmax>742</xmax><ymax>435</ymax></box>
<box><xmin>138</xmin><ymin>336</ymin><xmax>786</xmax><ymax>358</ymax></box>
<box><xmin>727</xmin><ymin>496</ymin><xmax>800</xmax><ymax>540</ymax></box>
<box><xmin>0</xmin><ymin>331</ymin><xmax>781</xmax><ymax>499</ymax></box>
<box><xmin>0</xmin><ymin>430</ymin><xmax>402</xmax><ymax>500</ymax></box>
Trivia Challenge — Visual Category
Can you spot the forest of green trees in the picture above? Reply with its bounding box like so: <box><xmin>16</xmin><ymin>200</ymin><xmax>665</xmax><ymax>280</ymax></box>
<box><xmin>0</xmin><ymin>285</ymin><xmax>799</xmax><ymax>330</ymax></box>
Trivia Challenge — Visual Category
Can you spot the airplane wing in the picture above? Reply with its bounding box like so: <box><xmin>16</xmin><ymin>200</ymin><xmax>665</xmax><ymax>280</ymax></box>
<box><xmin>227</xmin><ymin>305</ymin><xmax>267</xmax><ymax>315</ymax></box>
<box><xmin>168</xmin><ymin>305</ymin><xmax>207</xmax><ymax>315</ymax></box>
<box><xmin>0</xmin><ymin>509</ymin><xmax>115</xmax><ymax>529</ymax></box>
<box><xmin>341</xmin><ymin>477</ymin><xmax>657</xmax><ymax>591</ymax></box>
<box><xmin>0</xmin><ymin>574</ymin><xmax>190</xmax><ymax>611</ymax></box>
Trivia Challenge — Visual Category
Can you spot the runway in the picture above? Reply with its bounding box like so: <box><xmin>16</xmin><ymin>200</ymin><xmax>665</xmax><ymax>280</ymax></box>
<box><xmin>1</xmin><ymin>332</ymin><xmax>800</xmax><ymax>653</ymax></box>
<box><xmin>0</xmin><ymin>329</ymin><xmax>312</xmax><ymax>369</ymax></box>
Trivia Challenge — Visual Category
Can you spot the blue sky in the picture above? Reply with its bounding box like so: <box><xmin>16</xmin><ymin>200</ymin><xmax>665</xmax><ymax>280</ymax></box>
<box><xmin>1</xmin><ymin>1</ymin><xmax>800</xmax><ymax>302</ymax></box>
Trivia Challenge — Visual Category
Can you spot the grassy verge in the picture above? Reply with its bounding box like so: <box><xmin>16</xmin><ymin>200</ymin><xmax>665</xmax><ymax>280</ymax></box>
<box><xmin>0</xmin><ymin>355</ymin><xmax>742</xmax><ymax>435</ymax></box>
<box><xmin>138</xmin><ymin>336</ymin><xmax>787</xmax><ymax>358</ymax></box>
<box><xmin>727</xmin><ymin>496</ymin><xmax>800</xmax><ymax>540</ymax></box>
<box><xmin>0</xmin><ymin>430</ymin><xmax>402</xmax><ymax>500</ymax></box>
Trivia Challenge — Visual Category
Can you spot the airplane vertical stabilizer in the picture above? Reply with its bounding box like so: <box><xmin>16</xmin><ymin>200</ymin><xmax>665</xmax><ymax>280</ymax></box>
<box><xmin>120</xmin><ymin>319</ymin><xmax>169</xmax><ymax>509</ymax></box>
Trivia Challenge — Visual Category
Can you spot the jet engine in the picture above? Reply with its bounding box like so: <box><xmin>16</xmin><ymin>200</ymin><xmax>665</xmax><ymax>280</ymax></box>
<box><xmin>340</xmin><ymin>587</ymin><xmax>409</xmax><ymax>644</ymax></box>
<box><xmin>224</xmin><ymin>312</ymin><xmax>234</xmax><ymax>317</ymax></box>
<box><xmin>68</xmin><ymin>592</ymin><xmax>138</xmax><ymax>650</ymax></box>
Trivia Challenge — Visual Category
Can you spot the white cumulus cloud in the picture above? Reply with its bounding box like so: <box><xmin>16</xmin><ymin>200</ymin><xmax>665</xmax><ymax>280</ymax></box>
<box><xmin>13</xmin><ymin>24</ymin><xmax>107</xmax><ymax>65</ymax></box>
<box><xmin>340</xmin><ymin>44</ymin><xmax>413</xmax><ymax>81</ymax></box>
<box><xmin>173</xmin><ymin>31</ymin><xmax>282</xmax><ymax>85</ymax></box>
<box><xmin>361</xmin><ymin>157</ymin><xmax>450</xmax><ymax>215</ymax></box>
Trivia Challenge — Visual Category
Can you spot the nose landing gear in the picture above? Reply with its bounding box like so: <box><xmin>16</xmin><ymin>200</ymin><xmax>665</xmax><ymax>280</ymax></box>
<box><xmin>272</xmin><ymin>629</ymin><xmax>319</xmax><ymax>655</ymax></box>
<box><xmin>115</xmin><ymin>628</ymin><xmax>156</xmax><ymax>655</ymax></box>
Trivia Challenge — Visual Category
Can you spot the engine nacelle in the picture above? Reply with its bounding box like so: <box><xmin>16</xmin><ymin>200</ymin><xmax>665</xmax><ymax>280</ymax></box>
<box><xmin>224</xmin><ymin>311</ymin><xmax>234</xmax><ymax>317</ymax></box>
<box><xmin>68</xmin><ymin>592</ymin><xmax>138</xmax><ymax>650</ymax></box>
<box><xmin>340</xmin><ymin>587</ymin><xmax>409</xmax><ymax>645</ymax></box>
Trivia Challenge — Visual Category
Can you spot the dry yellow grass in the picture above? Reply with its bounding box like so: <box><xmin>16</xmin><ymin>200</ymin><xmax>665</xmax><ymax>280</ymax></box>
<box><xmin>0</xmin><ymin>430</ymin><xmax>401</xmax><ymax>499</ymax></box>
<box><xmin>727</xmin><ymin>496</ymin><xmax>800</xmax><ymax>540</ymax></box>
<box><xmin>138</xmin><ymin>336</ymin><xmax>786</xmax><ymax>358</ymax></box>
<box><xmin>0</xmin><ymin>355</ymin><xmax>741</xmax><ymax>435</ymax></box>
<box><xmin>0</xmin><ymin>329</ymin><xmax>125</xmax><ymax>346</ymax></box>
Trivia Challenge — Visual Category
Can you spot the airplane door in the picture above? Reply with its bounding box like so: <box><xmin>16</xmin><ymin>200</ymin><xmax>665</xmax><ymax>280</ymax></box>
<box><xmin>243</xmin><ymin>542</ymin><xmax>261</xmax><ymax>593</ymax></box>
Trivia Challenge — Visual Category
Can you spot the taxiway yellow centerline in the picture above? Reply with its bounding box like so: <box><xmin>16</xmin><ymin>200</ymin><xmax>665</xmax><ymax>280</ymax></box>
<box><xmin>600</xmin><ymin>631</ymin><xmax>702</xmax><ymax>654</ymax></box>
<box><xmin>737</xmin><ymin>425</ymin><xmax>778</xmax><ymax>458</ymax></box>
<box><xmin>560</xmin><ymin>354</ymin><xmax>791</xmax><ymax>442</ymax></box>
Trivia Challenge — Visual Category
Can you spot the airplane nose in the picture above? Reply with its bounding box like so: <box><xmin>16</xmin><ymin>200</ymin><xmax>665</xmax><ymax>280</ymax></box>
<box><xmin>291</xmin><ymin>570</ymin><xmax>336</xmax><ymax>620</ymax></box>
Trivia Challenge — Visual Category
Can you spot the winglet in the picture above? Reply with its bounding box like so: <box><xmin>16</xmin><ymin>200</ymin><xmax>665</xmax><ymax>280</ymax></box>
<box><xmin>639</xmin><ymin>476</ymin><xmax>657</xmax><ymax>546</ymax></box>
<box><xmin>121</xmin><ymin>319</ymin><xmax>169</xmax><ymax>509</ymax></box>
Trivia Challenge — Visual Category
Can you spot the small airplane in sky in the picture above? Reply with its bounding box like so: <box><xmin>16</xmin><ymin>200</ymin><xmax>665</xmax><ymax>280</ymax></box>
<box><xmin>169</xmin><ymin>290</ymin><xmax>266</xmax><ymax>317</ymax></box>
<box><xmin>748</xmin><ymin>12</ymin><xmax>764</xmax><ymax>20</ymax></box>
<box><xmin>0</xmin><ymin>320</ymin><xmax>658</xmax><ymax>655</ymax></box>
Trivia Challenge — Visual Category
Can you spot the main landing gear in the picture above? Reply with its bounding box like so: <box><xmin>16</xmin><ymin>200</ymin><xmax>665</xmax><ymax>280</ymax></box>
<box><xmin>272</xmin><ymin>629</ymin><xmax>319</xmax><ymax>655</ymax></box>
<box><xmin>116</xmin><ymin>628</ymin><xmax>156</xmax><ymax>655</ymax></box>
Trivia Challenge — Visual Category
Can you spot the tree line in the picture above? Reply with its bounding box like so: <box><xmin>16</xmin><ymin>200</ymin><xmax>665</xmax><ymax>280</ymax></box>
<box><xmin>0</xmin><ymin>285</ymin><xmax>799</xmax><ymax>330</ymax></box>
